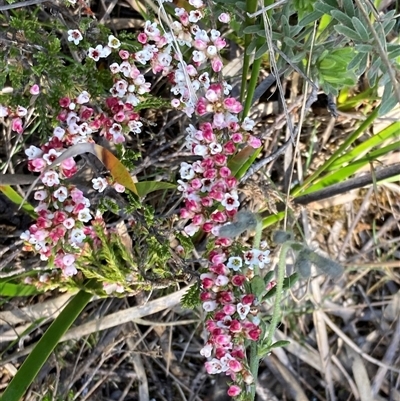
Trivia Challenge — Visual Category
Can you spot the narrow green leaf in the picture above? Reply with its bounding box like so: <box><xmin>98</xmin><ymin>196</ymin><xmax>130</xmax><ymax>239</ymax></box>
<box><xmin>0</xmin><ymin>185</ymin><xmax>36</xmax><ymax>219</ymax></box>
<box><xmin>0</xmin><ymin>282</ymin><xmax>39</xmax><ymax>297</ymax></box>
<box><xmin>328</xmin><ymin>122</ymin><xmax>400</xmax><ymax>169</ymax></box>
<box><xmin>292</xmin><ymin>108</ymin><xmax>379</xmax><ymax>197</ymax></box>
<box><xmin>255</xmin><ymin>42</ymin><xmax>269</xmax><ymax>60</ymax></box>
<box><xmin>331</xmin><ymin>9</ymin><xmax>354</xmax><ymax>28</ymax></box>
<box><xmin>228</xmin><ymin>146</ymin><xmax>257</xmax><ymax>177</ymax></box>
<box><xmin>314</xmin><ymin>2</ymin><xmax>336</xmax><ymax>14</ymax></box>
<box><xmin>334</xmin><ymin>25</ymin><xmax>363</xmax><ymax>41</ymax></box>
<box><xmin>379</xmin><ymin>82</ymin><xmax>399</xmax><ymax>116</ymax></box>
<box><xmin>135</xmin><ymin>181</ymin><xmax>176</xmax><ymax>198</ymax></box>
<box><xmin>243</xmin><ymin>24</ymin><xmax>263</xmax><ymax>34</ymax></box>
<box><xmin>342</xmin><ymin>0</ymin><xmax>355</xmax><ymax>17</ymax></box>
<box><xmin>352</xmin><ymin>17</ymin><xmax>369</xmax><ymax>41</ymax></box>
<box><xmin>2</xmin><ymin>290</ymin><xmax>92</xmax><ymax>401</ymax></box>
<box><xmin>299</xmin><ymin>11</ymin><xmax>324</xmax><ymax>26</ymax></box>
<box><xmin>246</xmin><ymin>38</ymin><xmax>259</xmax><ymax>56</ymax></box>
<box><xmin>261</xmin><ymin>212</ymin><xmax>286</xmax><ymax>228</ymax></box>
<box><xmin>300</xmin><ymin>141</ymin><xmax>400</xmax><ymax>194</ymax></box>
<box><xmin>269</xmin><ymin>340</ymin><xmax>290</xmax><ymax>349</ymax></box>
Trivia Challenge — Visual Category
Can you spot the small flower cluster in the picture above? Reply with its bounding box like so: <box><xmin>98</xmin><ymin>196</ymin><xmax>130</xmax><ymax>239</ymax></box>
<box><xmin>20</xmin><ymin>90</ymin><xmax>129</xmax><ymax>276</ymax></box>
<box><xmin>200</xmin><ymin>245</ymin><xmax>270</xmax><ymax>397</ymax></box>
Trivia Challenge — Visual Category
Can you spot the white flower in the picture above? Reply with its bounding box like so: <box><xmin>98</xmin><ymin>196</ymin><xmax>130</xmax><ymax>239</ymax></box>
<box><xmin>87</xmin><ymin>45</ymin><xmax>103</xmax><ymax>61</ymax></box>
<box><xmin>53</xmin><ymin>127</ymin><xmax>65</xmax><ymax>140</ymax></box>
<box><xmin>200</xmin><ymin>343</ymin><xmax>213</xmax><ymax>358</ymax></box>
<box><xmin>193</xmin><ymin>144</ymin><xmax>208</xmax><ymax>156</ymax></box>
<box><xmin>16</xmin><ymin>106</ymin><xmax>27</xmax><ymax>117</ymax></box>
<box><xmin>101</xmin><ymin>46</ymin><xmax>112</xmax><ymax>58</ymax></box>
<box><xmin>109</xmin><ymin>62</ymin><xmax>120</xmax><ymax>74</ymax></box>
<box><xmin>184</xmin><ymin>223</ymin><xmax>200</xmax><ymax>236</ymax></box>
<box><xmin>128</xmin><ymin>120</ymin><xmax>143</xmax><ymax>134</ymax></box>
<box><xmin>63</xmin><ymin>265</ymin><xmax>78</xmax><ymax>276</ymax></box>
<box><xmin>25</xmin><ymin>145</ymin><xmax>42</xmax><ymax>160</ymax></box>
<box><xmin>70</xmin><ymin>228</ymin><xmax>85</xmax><ymax>244</ymax></box>
<box><xmin>189</xmin><ymin>0</ymin><xmax>204</xmax><ymax>7</ymax></box>
<box><xmin>0</xmin><ymin>105</ymin><xmax>9</xmax><ymax>117</ymax></box>
<box><xmin>43</xmin><ymin>149</ymin><xmax>62</xmax><ymax>165</ymax></box>
<box><xmin>221</xmin><ymin>192</ymin><xmax>240</xmax><ymax>211</ymax></box>
<box><xmin>180</xmin><ymin>162</ymin><xmax>195</xmax><ymax>180</ymax></box>
<box><xmin>242</xmin><ymin>117</ymin><xmax>255</xmax><ymax>131</ymax></box>
<box><xmin>92</xmin><ymin>177</ymin><xmax>108</xmax><ymax>193</ymax></box>
<box><xmin>54</xmin><ymin>186</ymin><xmax>68</xmax><ymax>202</ymax></box>
<box><xmin>227</xmin><ymin>256</ymin><xmax>243</xmax><ymax>271</ymax></box>
<box><xmin>215</xmin><ymin>274</ymin><xmax>229</xmax><ymax>286</ymax></box>
<box><xmin>34</xmin><ymin>190</ymin><xmax>48</xmax><ymax>201</ymax></box>
<box><xmin>237</xmin><ymin>303</ymin><xmax>250</xmax><ymax>320</ymax></box>
<box><xmin>67</xmin><ymin>29</ymin><xmax>83</xmax><ymax>45</ymax></box>
<box><xmin>119</xmin><ymin>61</ymin><xmax>131</xmax><ymax>77</ymax></box>
<box><xmin>203</xmin><ymin>300</ymin><xmax>217</xmax><ymax>312</ymax></box>
<box><xmin>63</xmin><ymin>218</ymin><xmax>75</xmax><ymax>229</ymax></box>
<box><xmin>108</xmin><ymin>35</ymin><xmax>121</xmax><ymax>49</ymax></box>
<box><xmin>189</xmin><ymin>10</ymin><xmax>203</xmax><ymax>23</ymax></box>
<box><xmin>41</xmin><ymin>171</ymin><xmax>60</xmax><ymax>187</ymax></box>
<box><xmin>78</xmin><ymin>208</ymin><xmax>92</xmax><ymax>222</ymax></box>
<box><xmin>256</xmin><ymin>250</ymin><xmax>270</xmax><ymax>269</ymax></box>
<box><xmin>192</xmin><ymin>50</ymin><xmax>206</xmax><ymax>63</ymax></box>
<box><xmin>63</xmin><ymin>254</ymin><xmax>76</xmax><ymax>266</ymax></box>
<box><xmin>243</xmin><ymin>249</ymin><xmax>261</xmax><ymax>268</ymax></box>
<box><xmin>76</xmin><ymin>91</ymin><xmax>90</xmax><ymax>104</ymax></box>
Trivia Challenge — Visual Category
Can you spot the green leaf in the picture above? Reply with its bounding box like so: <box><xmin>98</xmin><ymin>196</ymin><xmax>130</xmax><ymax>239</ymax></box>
<box><xmin>0</xmin><ymin>185</ymin><xmax>37</xmax><ymax>218</ymax></box>
<box><xmin>342</xmin><ymin>0</ymin><xmax>355</xmax><ymax>17</ymax></box>
<box><xmin>352</xmin><ymin>17</ymin><xmax>369</xmax><ymax>41</ymax></box>
<box><xmin>135</xmin><ymin>181</ymin><xmax>176</xmax><ymax>198</ymax></box>
<box><xmin>298</xmin><ymin>10</ymin><xmax>324</xmax><ymax>26</ymax></box>
<box><xmin>0</xmin><ymin>282</ymin><xmax>39</xmax><ymax>297</ymax></box>
<box><xmin>334</xmin><ymin>25</ymin><xmax>363</xmax><ymax>41</ymax></box>
<box><xmin>250</xmin><ymin>276</ymin><xmax>266</xmax><ymax>300</ymax></box>
<box><xmin>379</xmin><ymin>82</ymin><xmax>399</xmax><ymax>116</ymax></box>
<box><xmin>331</xmin><ymin>9</ymin><xmax>354</xmax><ymax>28</ymax></box>
<box><xmin>243</xmin><ymin>24</ymin><xmax>263</xmax><ymax>34</ymax></box>
<box><xmin>228</xmin><ymin>146</ymin><xmax>257</xmax><ymax>177</ymax></box>
<box><xmin>246</xmin><ymin>37</ymin><xmax>259</xmax><ymax>56</ymax></box>
<box><xmin>255</xmin><ymin>42</ymin><xmax>269</xmax><ymax>60</ymax></box>
<box><xmin>1</xmin><ymin>290</ymin><xmax>91</xmax><ymax>401</ymax></box>
<box><xmin>268</xmin><ymin>340</ymin><xmax>290</xmax><ymax>349</ymax></box>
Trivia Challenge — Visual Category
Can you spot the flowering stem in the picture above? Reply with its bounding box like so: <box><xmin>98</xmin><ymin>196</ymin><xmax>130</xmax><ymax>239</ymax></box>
<box><xmin>265</xmin><ymin>243</ymin><xmax>288</xmax><ymax>348</ymax></box>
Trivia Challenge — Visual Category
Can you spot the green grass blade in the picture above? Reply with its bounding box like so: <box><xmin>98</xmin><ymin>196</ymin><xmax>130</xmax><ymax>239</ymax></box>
<box><xmin>0</xmin><ymin>185</ymin><xmax>37</xmax><ymax>219</ymax></box>
<box><xmin>0</xmin><ymin>282</ymin><xmax>39</xmax><ymax>297</ymax></box>
<box><xmin>1</xmin><ymin>290</ymin><xmax>92</xmax><ymax>401</ymax></box>
<box><xmin>327</xmin><ymin>121</ymin><xmax>400</xmax><ymax>170</ymax></box>
<box><xmin>240</xmin><ymin>0</ymin><xmax>258</xmax><ymax>105</ymax></box>
<box><xmin>135</xmin><ymin>181</ymin><xmax>176</xmax><ymax>198</ymax></box>
<box><xmin>299</xmin><ymin>140</ymin><xmax>400</xmax><ymax>195</ymax></box>
<box><xmin>292</xmin><ymin>108</ymin><xmax>379</xmax><ymax>196</ymax></box>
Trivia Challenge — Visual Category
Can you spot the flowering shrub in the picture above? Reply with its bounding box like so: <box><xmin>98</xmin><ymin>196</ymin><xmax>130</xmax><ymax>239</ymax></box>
<box><xmin>0</xmin><ymin>1</ymin><xmax>298</xmax><ymax>399</ymax></box>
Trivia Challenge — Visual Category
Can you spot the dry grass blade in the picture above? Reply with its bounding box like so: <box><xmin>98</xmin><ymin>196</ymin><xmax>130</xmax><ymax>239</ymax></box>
<box><xmin>264</xmin><ymin>355</ymin><xmax>308</xmax><ymax>401</ymax></box>
<box><xmin>346</xmin><ymin>346</ymin><xmax>373</xmax><ymax>401</ymax></box>
<box><xmin>1</xmin><ymin>286</ymin><xmax>191</xmax><ymax>364</ymax></box>
<box><xmin>320</xmin><ymin>310</ymin><xmax>400</xmax><ymax>374</ymax></box>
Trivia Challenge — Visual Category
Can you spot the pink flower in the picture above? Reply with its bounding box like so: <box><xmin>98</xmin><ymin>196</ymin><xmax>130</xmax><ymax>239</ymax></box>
<box><xmin>137</xmin><ymin>33</ymin><xmax>148</xmax><ymax>44</ymax></box>
<box><xmin>218</xmin><ymin>13</ymin><xmax>231</xmax><ymax>23</ymax></box>
<box><xmin>30</xmin><ymin>84</ymin><xmax>40</xmax><ymax>95</ymax></box>
<box><xmin>211</xmin><ymin>57</ymin><xmax>223</xmax><ymax>72</ymax></box>
<box><xmin>248</xmin><ymin>135</ymin><xmax>262</xmax><ymax>148</ymax></box>
<box><xmin>224</xmin><ymin>98</ymin><xmax>243</xmax><ymax>113</ymax></box>
<box><xmin>11</xmin><ymin>118</ymin><xmax>24</xmax><ymax>134</ymax></box>
<box><xmin>227</xmin><ymin>385</ymin><xmax>241</xmax><ymax>397</ymax></box>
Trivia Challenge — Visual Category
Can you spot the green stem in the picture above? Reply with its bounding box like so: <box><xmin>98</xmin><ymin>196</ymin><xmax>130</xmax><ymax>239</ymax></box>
<box><xmin>265</xmin><ymin>243</ymin><xmax>288</xmax><ymax>347</ymax></box>
<box><xmin>248</xmin><ymin>341</ymin><xmax>259</xmax><ymax>400</ymax></box>
<box><xmin>240</xmin><ymin>0</ymin><xmax>259</xmax><ymax>106</ymax></box>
